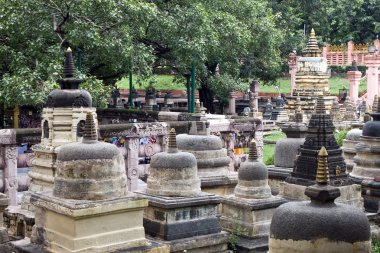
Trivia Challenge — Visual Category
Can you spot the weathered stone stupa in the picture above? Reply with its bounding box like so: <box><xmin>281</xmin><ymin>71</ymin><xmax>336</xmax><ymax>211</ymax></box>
<box><xmin>139</xmin><ymin>129</ymin><xmax>228</xmax><ymax>252</ymax></box>
<box><xmin>4</xmin><ymin>48</ymin><xmax>97</xmax><ymax>238</ymax></box>
<box><xmin>220</xmin><ymin>140</ymin><xmax>285</xmax><ymax>247</ymax></box>
<box><xmin>24</xmin><ymin>48</ymin><xmax>97</xmax><ymax>208</ymax></box>
<box><xmin>342</xmin><ymin>126</ymin><xmax>363</xmax><ymax>173</ymax></box>
<box><xmin>351</xmin><ymin>96</ymin><xmax>380</xmax><ymax>183</ymax></box>
<box><xmin>287</xmin><ymin>96</ymin><xmax>348</xmax><ymax>185</ymax></box>
<box><xmin>286</xmin><ymin>29</ymin><xmax>335</xmax><ymax>114</ymax></box>
<box><xmin>30</xmin><ymin>113</ymin><xmax>168</xmax><ymax>253</ymax></box>
<box><xmin>280</xmin><ymin>96</ymin><xmax>362</xmax><ymax>208</ymax></box>
<box><xmin>269</xmin><ymin>147</ymin><xmax>371</xmax><ymax>253</ymax></box>
<box><xmin>176</xmin><ymin>127</ymin><xmax>237</xmax><ymax>196</ymax></box>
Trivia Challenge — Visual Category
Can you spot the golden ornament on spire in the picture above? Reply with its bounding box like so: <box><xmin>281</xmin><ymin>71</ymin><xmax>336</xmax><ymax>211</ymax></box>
<box><xmin>167</xmin><ymin>128</ymin><xmax>178</xmax><ymax>153</ymax></box>
<box><xmin>302</xmin><ymin>28</ymin><xmax>321</xmax><ymax>57</ymax></box>
<box><xmin>67</xmin><ymin>47</ymin><xmax>72</xmax><ymax>52</ymax></box>
<box><xmin>248</xmin><ymin>139</ymin><xmax>258</xmax><ymax>161</ymax></box>
<box><xmin>316</xmin><ymin>146</ymin><xmax>329</xmax><ymax>185</ymax></box>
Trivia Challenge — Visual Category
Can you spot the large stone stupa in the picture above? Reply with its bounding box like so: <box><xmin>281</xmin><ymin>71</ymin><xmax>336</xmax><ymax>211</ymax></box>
<box><xmin>280</xmin><ymin>96</ymin><xmax>362</xmax><ymax>208</ymax></box>
<box><xmin>286</xmin><ymin>29</ymin><xmax>335</xmax><ymax>115</ymax></box>
<box><xmin>138</xmin><ymin>128</ymin><xmax>229</xmax><ymax>252</ymax></box>
<box><xmin>269</xmin><ymin>147</ymin><xmax>371</xmax><ymax>253</ymax></box>
<box><xmin>30</xmin><ymin>113</ymin><xmax>168</xmax><ymax>253</ymax></box>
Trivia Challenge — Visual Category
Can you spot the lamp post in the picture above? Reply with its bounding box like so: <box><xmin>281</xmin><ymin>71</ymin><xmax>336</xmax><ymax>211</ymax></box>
<box><xmin>129</xmin><ymin>63</ymin><xmax>133</xmax><ymax>108</ymax></box>
<box><xmin>190</xmin><ymin>63</ymin><xmax>196</xmax><ymax>113</ymax></box>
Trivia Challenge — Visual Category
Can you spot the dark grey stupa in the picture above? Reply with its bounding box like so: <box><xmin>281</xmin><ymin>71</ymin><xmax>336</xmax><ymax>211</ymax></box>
<box><xmin>46</xmin><ymin>48</ymin><xmax>92</xmax><ymax>108</ymax></box>
<box><xmin>269</xmin><ymin>147</ymin><xmax>371</xmax><ymax>253</ymax></box>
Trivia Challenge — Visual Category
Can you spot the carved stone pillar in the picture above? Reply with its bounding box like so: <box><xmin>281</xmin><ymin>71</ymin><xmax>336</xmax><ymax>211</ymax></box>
<box><xmin>347</xmin><ymin>70</ymin><xmax>362</xmax><ymax>102</ymax></box>
<box><xmin>288</xmin><ymin>53</ymin><xmax>298</xmax><ymax>96</ymax></box>
<box><xmin>364</xmin><ymin>53</ymin><xmax>380</xmax><ymax>106</ymax></box>
<box><xmin>228</xmin><ymin>92</ymin><xmax>236</xmax><ymax>115</ymax></box>
<box><xmin>126</xmin><ymin>138</ymin><xmax>139</xmax><ymax>191</ymax></box>
<box><xmin>254</xmin><ymin>121</ymin><xmax>264</xmax><ymax>163</ymax></box>
<box><xmin>0</xmin><ymin>129</ymin><xmax>18</xmax><ymax>206</ymax></box>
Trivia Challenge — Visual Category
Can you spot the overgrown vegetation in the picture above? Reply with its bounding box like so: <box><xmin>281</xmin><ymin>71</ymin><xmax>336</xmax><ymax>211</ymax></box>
<box><xmin>263</xmin><ymin>130</ymin><xmax>286</xmax><ymax>165</ymax></box>
<box><xmin>334</xmin><ymin>129</ymin><xmax>349</xmax><ymax>146</ymax></box>
<box><xmin>372</xmin><ymin>237</ymin><xmax>380</xmax><ymax>253</ymax></box>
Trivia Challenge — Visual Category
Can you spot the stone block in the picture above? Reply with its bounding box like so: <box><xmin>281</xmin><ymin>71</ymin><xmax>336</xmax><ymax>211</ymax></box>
<box><xmin>274</xmin><ymin>138</ymin><xmax>304</xmax><ymax>168</ymax></box>
<box><xmin>220</xmin><ymin>196</ymin><xmax>286</xmax><ymax>238</ymax></box>
<box><xmin>137</xmin><ymin>191</ymin><xmax>222</xmax><ymax>241</ymax></box>
<box><xmin>30</xmin><ymin>192</ymin><xmax>149</xmax><ymax>253</ymax></box>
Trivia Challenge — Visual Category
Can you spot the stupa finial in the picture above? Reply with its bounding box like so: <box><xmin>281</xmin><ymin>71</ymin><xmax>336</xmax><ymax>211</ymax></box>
<box><xmin>303</xmin><ymin>28</ymin><xmax>321</xmax><ymax>57</ymax></box>
<box><xmin>248</xmin><ymin>139</ymin><xmax>258</xmax><ymax>161</ymax></box>
<box><xmin>316</xmin><ymin>146</ymin><xmax>329</xmax><ymax>185</ymax></box>
<box><xmin>315</xmin><ymin>95</ymin><xmax>326</xmax><ymax>114</ymax></box>
<box><xmin>63</xmin><ymin>47</ymin><xmax>75</xmax><ymax>78</ymax></box>
<box><xmin>372</xmin><ymin>95</ymin><xmax>379</xmax><ymax>113</ymax></box>
<box><xmin>167</xmin><ymin>128</ymin><xmax>178</xmax><ymax>153</ymax></box>
<box><xmin>83</xmin><ymin>112</ymin><xmax>97</xmax><ymax>143</ymax></box>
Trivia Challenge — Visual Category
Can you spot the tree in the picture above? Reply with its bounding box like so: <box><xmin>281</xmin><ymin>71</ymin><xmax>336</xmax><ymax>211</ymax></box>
<box><xmin>0</xmin><ymin>0</ymin><xmax>156</xmax><ymax>109</ymax></box>
<box><xmin>141</xmin><ymin>0</ymin><xmax>284</xmax><ymax>112</ymax></box>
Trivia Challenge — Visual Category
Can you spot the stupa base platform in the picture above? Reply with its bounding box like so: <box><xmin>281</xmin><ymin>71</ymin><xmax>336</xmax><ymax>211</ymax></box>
<box><xmin>233</xmin><ymin>236</ymin><xmax>268</xmax><ymax>253</ymax></box>
<box><xmin>148</xmin><ymin>232</ymin><xmax>229</xmax><ymax>253</ymax></box>
<box><xmin>30</xmin><ymin>192</ymin><xmax>152</xmax><ymax>253</ymax></box>
<box><xmin>279</xmin><ymin>182</ymin><xmax>363</xmax><ymax>209</ymax></box>
<box><xmin>3</xmin><ymin>205</ymin><xmax>35</xmax><ymax>238</ymax></box>
<box><xmin>267</xmin><ymin>166</ymin><xmax>292</xmax><ymax>195</ymax></box>
<box><xmin>136</xmin><ymin>191</ymin><xmax>222</xmax><ymax>241</ymax></box>
<box><xmin>200</xmin><ymin>174</ymin><xmax>238</xmax><ymax>196</ymax></box>
<box><xmin>7</xmin><ymin>237</ymin><xmax>169</xmax><ymax>253</ymax></box>
<box><xmin>220</xmin><ymin>196</ymin><xmax>286</xmax><ymax>238</ymax></box>
<box><xmin>285</xmin><ymin>95</ymin><xmax>335</xmax><ymax>115</ymax></box>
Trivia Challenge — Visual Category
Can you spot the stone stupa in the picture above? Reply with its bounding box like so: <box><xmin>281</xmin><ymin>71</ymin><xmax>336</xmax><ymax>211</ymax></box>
<box><xmin>30</xmin><ymin>113</ymin><xmax>168</xmax><ymax>253</ymax></box>
<box><xmin>286</xmin><ymin>29</ymin><xmax>335</xmax><ymax>115</ymax></box>
<box><xmin>176</xmin><ymin>125</ymin><xmax>238</xmax><ymax>196</ymax></box>
<box><xmin>139</xmin><ymin>128</ymin><xmax>229</xmax><ymax>252</ymax></box>
<box><xmin>280</xmin><ymin>96</ymin><xmax>362</xmax><ymax>208</ymax></box>
<box><xmin>4</xmin><ymin>48</ymin><xmax>97</xmax><ymax>238</ymax></box>
<box><xmin>220</xmin><ymin>140</ymin><xmax>285</xmax><ymax>251</ymax></box>
<box><xmin>269</xmin><ymin>147</ymin><xmax>371</xmax><ymax>253</ymax></box>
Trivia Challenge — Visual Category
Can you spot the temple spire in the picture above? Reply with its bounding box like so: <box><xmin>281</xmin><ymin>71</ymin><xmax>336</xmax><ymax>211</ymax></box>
<box><xmin>316</xmin><ymin>146</ymin><xmax>329</xmax><ymax>185</ymax></box>
<box><xmin>302</xmin><ymin>28</ymin><xmax>321</xmax><ymax>57</ymax></box>
<box><xmin>248</xmin><ymin>139</ymin><xmax>258</xmax><ymax>161</ymax></box>
<box><xmin>57</xmin><ymin>47</ymin><xmax>83</xmax><ymax>89</ymax></box>
<box><xmin>83</xmin><ymin>112</ymin><xmax>97</xmax><ymax>143</ymax></box>
<box><xmin>167</xmin><ymin>128</ymin><xmax>178</xmax><ymax>153</ymax></box>
<box><xmin>315</xmin><ymin>95</ymin><xmax>326</xmax><ymax>114</ymax></box>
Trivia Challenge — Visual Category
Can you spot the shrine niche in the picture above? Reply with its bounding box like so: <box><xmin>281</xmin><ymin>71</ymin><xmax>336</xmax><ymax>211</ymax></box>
<box><xmin>42</xmin><ymin>121</ymin><xmax>49</xmax><ymax>139</ymax></box>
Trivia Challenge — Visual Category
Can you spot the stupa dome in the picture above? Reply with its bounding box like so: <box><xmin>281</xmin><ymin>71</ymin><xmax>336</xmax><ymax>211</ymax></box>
<box><xmin>147</xmin><ymin>128</ymin><xmax>201</xmax><ymax>197</ymax></box>
<box><xmin>269</xmin><ymin>147</ymin><xmax>370</xmax><ymax>253</ymax></box>
<box><xmin>46</xmin><ymin>48</ymin><xmax>92</xmax><ymax>108</ymax></box>
<box><xmin>234</xmin><ymin>140</ymin><xmax>271</xmax><ymax>199</ymax></box>
<box><xmin>362</xmin><ymin>97</ymin><xmax>380</xmax><ymax>137</ymax></box>
<box><xmin>346</xmin><ymin>128</ymin><xmax>362</xmax><ymax>141</ymax></box>
<box><xmin>53</xmin><ymin>112</ymin><xmax>127</xmax><ymax>200</ymax></box>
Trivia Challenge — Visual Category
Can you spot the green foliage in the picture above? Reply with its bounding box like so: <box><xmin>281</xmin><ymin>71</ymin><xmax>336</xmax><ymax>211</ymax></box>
<box><xmin>264</xmin><ymin>131</ymin><xmax>286</xmax><ymax>142</ymax></box>
<box><xmin>80</xmin><ymin>76</ymin><xmax>112</xmax><ymax>109</ymax></box>
<box><xmin>208</xmin><ymin>74</ymin><xmax>249</xmax><ymax>103</ymax></box>
<box><xmin>228</xmin><ymin>213</ymin><xmax>248</xmax><ymax>252</ymax></box>
<box><xmin>373</xmin><ymin>237</ymin><xmax>380</xmax><ymax>253</ymax></box>
<box><xmin>334</xmin><ymin>129</ymin><xmax>349</xmax><ymax>147</ymax></box>
<box><xmin>264</xmin><ymin>144</ymin><xmax>275</xmax><ymax>166</ymax></box>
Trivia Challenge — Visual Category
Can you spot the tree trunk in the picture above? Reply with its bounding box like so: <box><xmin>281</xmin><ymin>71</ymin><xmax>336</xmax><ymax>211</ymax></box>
<box><xmin>199</xmin><ymin>82</ymin><xmax>215</xmax><ymax>114</ymax></box>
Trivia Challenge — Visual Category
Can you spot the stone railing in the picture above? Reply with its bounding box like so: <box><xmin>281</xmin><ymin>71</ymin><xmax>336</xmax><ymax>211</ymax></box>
<box><xmin>0</xmin><ymin>116</ymin><xmax>263</xmax><ymax>204</ymax></box>
<box><xmin>323</xmin><ymin>39</ymin><xmax>380</xmax><ymax>66</ymax></box>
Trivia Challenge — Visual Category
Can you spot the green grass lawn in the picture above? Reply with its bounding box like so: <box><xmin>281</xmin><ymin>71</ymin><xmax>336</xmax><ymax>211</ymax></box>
<box><xmin>117</xmin><ymin>74</ymin><xmax>367</xmax><ymax>95</ymax></box>
<box><xmin>116</xmin><ymin>75</ymin><xmax>185</xmax><ymax>90</ymax></box>
<box><xmin>263</xmin><ymin>130</ymin><xmax>286</xmax><ymax>165</ymax></box>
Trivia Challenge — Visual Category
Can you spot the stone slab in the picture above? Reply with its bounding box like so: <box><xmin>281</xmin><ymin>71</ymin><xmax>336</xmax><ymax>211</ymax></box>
<box><xmin>148</xmin><ymin>231</ymin><xmax>229</xmax><ymax>253</ymax></box>
<box><xmin>31</xmin><ymin>192</ymin><xmax>149</xmax><ymax>253</ymax></box>
<box><xmin>235</xmin><ymin>236</ymin><xmax>268</xmax><ymax>253</ymax></box>
<box><xmin>137</xmin><ymin>191</ymin><xmax>222</xmax><ymax>241</ymax></box>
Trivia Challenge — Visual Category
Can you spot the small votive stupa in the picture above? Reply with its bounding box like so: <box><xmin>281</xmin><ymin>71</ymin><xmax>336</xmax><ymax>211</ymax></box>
<box><xmin>280</xmin><ymin>96</ymin><xmax>362</xmax><ymax>208</ymax></box>
<box><xmin>139</xmin><ymin>128</ymin><xmax>229</xmax><ymax>252</ymax></box>
<box><xmin>269</xmin><ymin>147</ymin><xmax>371</xmax><ymax>253</ymax></box>
<box><xmin>220</xmin><ymin>140</ymin><xmax>285</xmax><ymax>251</ymax></box>
<box><xmin>342</xmin><ymin>126</ymin><xmax>363</xmax><ymax>173</ymax></box>
<box><xmin>286</xmin><ymin>29</ymin><xmax>335</xmax><ymax>115</ymax></box>
<box><xmin>30</xmin><ymin>113</ymin><xmax>168</xmax><ymax>253</ymax></box>
<box><xmin>176</xmin><ymin>127</ymin><xmax>238</xmax><ymax>196</ymax></box>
